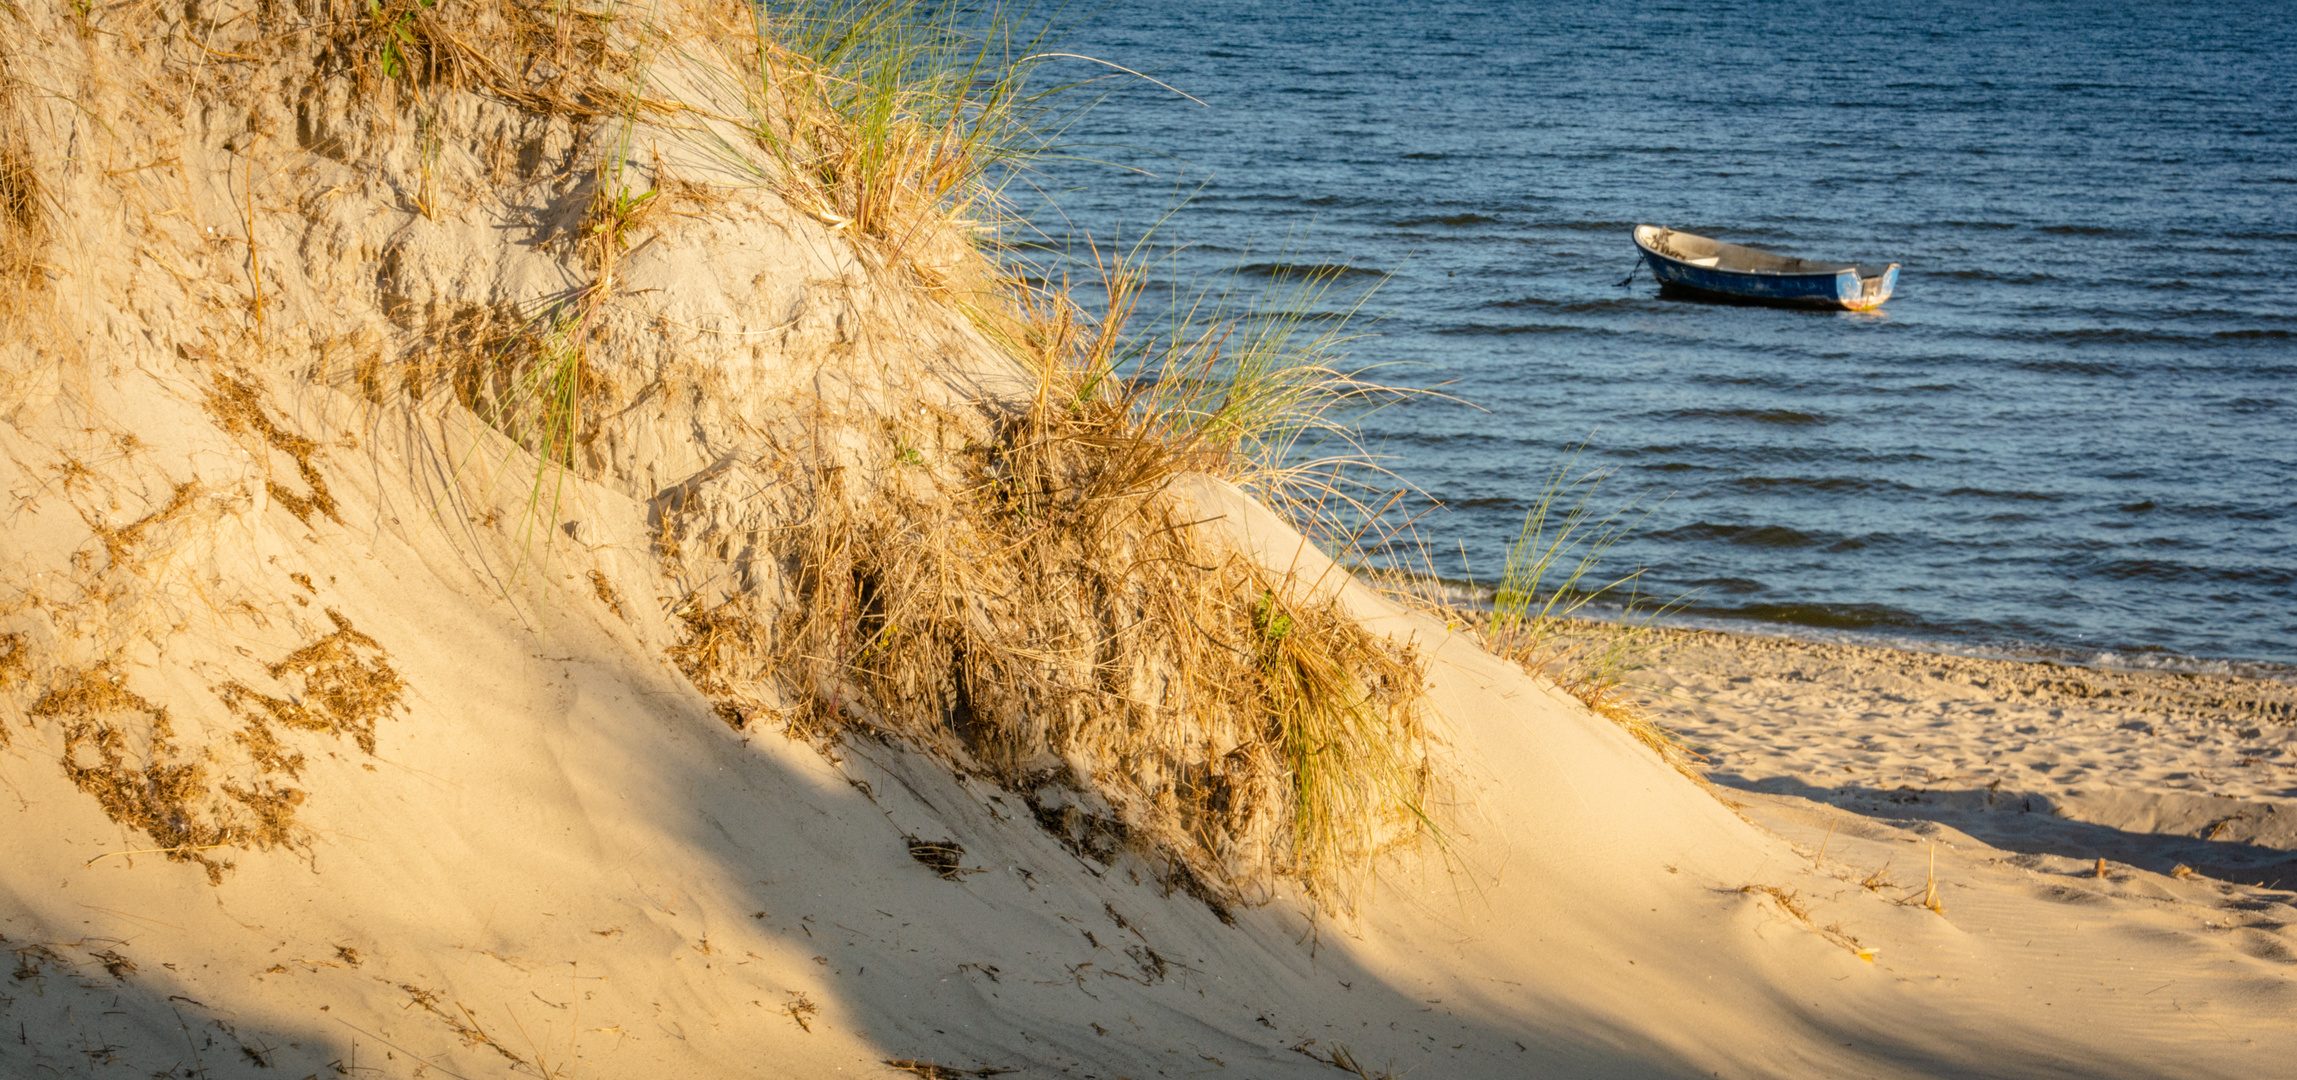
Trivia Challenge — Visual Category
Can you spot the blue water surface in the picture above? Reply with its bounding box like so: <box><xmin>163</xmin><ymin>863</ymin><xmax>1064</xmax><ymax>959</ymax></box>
<box><xmin>1024</xmin><ymin>0</ymin><xmax>2297</xmax><ymax>670</ymax></box>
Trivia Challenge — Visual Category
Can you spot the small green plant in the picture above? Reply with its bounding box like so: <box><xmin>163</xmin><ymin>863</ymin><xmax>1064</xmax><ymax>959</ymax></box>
<box><xmin>587</xmin><ymin>185</ymin><xmax>658</xmax><ymax>251</ymax></box>
<box><xmin>367</xmin><ymin>0</ymin><xmax>438</xmax><ymax>82</ymax></box>
<box><xmin>1253</xmin><ymin>590</ymin><xmax>1294</xmax><ymax>643</ymax></box>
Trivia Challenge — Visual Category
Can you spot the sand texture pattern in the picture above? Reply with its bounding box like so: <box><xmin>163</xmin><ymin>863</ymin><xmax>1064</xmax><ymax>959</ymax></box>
<box><xmin>1</xmin><ymin>4</ymin><xmax>2292</xmax><ymax>1077</ymax></box>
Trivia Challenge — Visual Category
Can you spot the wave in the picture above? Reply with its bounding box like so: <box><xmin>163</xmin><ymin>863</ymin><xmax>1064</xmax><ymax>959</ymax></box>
<box><xmin>1393</xmin><ymin>213</ymin><xmax>1498</xmax><ymax>227</ymax></box>
<box><xmin>2088</xmin><ymin>559</ymin><xmax>2296</xmax><ymax>586</ymax></box>
<box><xmin>1727</xmin><ymin>475</ymin><xmax>1915</xmax><ymax>495</ymax></box>
<box><xmin>1543</xmin><ymin>220</ymin><xmax>1642</xmax><ymax>234</ymax></box>
<box><xmin>1663</xmin><ymin>407</ymin><xmax>1828</xmax><ymax>426</ymax></box>
<box><xmin>1931</xmin><ymin>268</ymin><xmax>2053</xmax><ymax>284</ymax></box>
<box><xmin>1647</xmin><ymin>522</ymin><xmax>1830</xmax><ymax>549</ymax></box>
<box><xmin>1481</xmin><ymin>295</ymin><xmax>1638</xmax><ymax>313</ymax></box>
<box><xmin>1634</xmin><ymin>461</ymin><xmax>1717</xmax><ymax>472</ymax></box>
<box><xmin>1234</xmin><ymin>261</ymin><xmax>1385</xmax><ymax>279</ymax></box>
<box><xmin>1941</xmin><ymin>487</ymin><xmax>2064</xmax><ymax>502</ymax></box>
<box><xmin>1433</xmin><ymin>322</ymin><xmax>1598</xmax><ymax>337</ymax></box>
<box><xmin>2036</xmin><ymin>224</ymin><xmax>2146</xmax><ymax>237</ymax></box>
<box><xmin>2013</xmin><ymin>358</ymin><xmax>2134</xmax><ymax>377</ymax></box>
<box><xmin>1721</xmin><ymin>600</ymin><xmax>1929</xmax><ymax>632</ymax></box>
<box><xmin>1991</xmin><ymin>327</ymin><xmax>2206</xmax><ymax>348</ymax></box>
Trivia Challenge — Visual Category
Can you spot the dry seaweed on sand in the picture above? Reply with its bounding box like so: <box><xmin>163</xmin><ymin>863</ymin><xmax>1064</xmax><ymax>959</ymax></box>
<box><xmin>23</xmin><ymin>610</ymin><xmax>406</xmax><ymax>882</ymax></box>
<box><xmin>884</xmin><ymin>1060</ymin><xmax>1014</xmax><ymax>1079</ymax></box>
<box><xmin>31</xmin><ymin>666</ymin><xmax>246</xmax><ymax>883</ymax></box>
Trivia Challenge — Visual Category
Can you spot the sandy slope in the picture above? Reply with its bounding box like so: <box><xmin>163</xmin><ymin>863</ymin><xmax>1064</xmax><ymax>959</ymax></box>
<box><xmin>7</xmin><ymin>469</ymin><xmax>2296</xmax><ymax>1078</ymax></box>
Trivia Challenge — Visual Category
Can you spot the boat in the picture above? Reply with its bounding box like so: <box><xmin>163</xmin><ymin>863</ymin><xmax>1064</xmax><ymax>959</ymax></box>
<box><xmin>1629</xmin><ymin>224</ymin><xmax>1898</xmax><ymax>310</ymax></box>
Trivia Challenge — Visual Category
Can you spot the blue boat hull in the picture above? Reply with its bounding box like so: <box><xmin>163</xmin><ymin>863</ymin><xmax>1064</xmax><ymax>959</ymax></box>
<box><xmin>1633</xmin><ymin>225</ymin><xmax>1898</xmax><ymax>311</ymax></box>
<box><xmin>1648</xmin><ymin>259</ymin><xmax>1897</xmax><ymax>310</ymax></box>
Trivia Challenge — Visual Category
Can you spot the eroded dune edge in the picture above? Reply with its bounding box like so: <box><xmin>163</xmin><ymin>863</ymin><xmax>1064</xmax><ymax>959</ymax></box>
<box><xmin>2</xmin><ymin>5</ymin><xmax>2292</xmax><ymax>1078</ymax></box>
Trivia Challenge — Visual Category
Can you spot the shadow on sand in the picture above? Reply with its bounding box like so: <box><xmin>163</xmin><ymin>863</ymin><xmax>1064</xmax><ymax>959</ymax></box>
<box><xmin>1715</xmin><ymin>772</ymin><xmax>2297</xmax><ymax>891</ymax></box>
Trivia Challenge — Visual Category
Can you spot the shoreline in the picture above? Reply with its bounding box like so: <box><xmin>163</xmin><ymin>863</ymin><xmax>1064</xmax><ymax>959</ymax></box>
<box><xmin>1386</xmin><ymin>569</ymin><xmax>2297</xmax><ymax>683</ymax></box>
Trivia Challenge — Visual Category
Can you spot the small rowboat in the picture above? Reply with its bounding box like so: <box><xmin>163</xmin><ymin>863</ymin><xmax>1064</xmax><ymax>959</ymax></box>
<box><xmin>1630</xmin><ymin>224</ymin><xmax>1898</xmax><ymax>311</ymax></box>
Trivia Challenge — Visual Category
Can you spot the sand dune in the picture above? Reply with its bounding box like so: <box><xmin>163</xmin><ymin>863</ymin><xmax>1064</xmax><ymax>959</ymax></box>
<box><xmin>2</xmin><ymin>5</ymin><xmax>2292</xmax><ymax>1077</ymax></box>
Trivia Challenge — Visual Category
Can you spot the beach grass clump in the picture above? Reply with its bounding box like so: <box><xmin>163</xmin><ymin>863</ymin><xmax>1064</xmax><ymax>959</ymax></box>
<box><xmin>1104</xmin><ymin>255</ymin><xmax>1399</xmax><ymax>520</ymax></box>
<box><xmin>749</xmin><ymin>356</ymin><xmax>1434</xmax><ymax>909</ymax></box>
<box><xmin>1483</xmin><ymin>454</ymin><xmax>1701</xmax><ymax>777</ymax></box>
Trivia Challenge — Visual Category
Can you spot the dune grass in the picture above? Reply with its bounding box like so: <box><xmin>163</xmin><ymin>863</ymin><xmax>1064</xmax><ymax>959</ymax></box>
<box><xmin>743</xmin><ymin>310</ymin><xmax>1436</xmax><ymax>907</ymax></box>
<box><xmin>0</xmin><ymin>32</ymin><xmax>46</xmax><ymax>304</ymax></box>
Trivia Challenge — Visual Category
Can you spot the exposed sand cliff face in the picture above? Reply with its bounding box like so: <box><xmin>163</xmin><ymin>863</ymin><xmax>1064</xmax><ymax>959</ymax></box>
<box><xmin>1</xmin><ymin>5</ymin><xmax>2292</xmax><ymax>1078</ymax></box>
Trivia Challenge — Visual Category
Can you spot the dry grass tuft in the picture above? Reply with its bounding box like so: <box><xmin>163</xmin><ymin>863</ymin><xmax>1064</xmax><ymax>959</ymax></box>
<box><xmin>884</xmin><ymin>1060</ymin><xmax>1012</xmax><ymax>1079</ymax></box>
<box><xmin>666</xmin><ymin>596</ymin><xmax>787</xmax><ymax>735</ymax></box>
<box><xmin>1479</xmin><ymin>456</ymin><xmax>1702</xmax><ymax>779</ymax></box>
<box><xmin>0</xmin><ymin>631</ymin><xmax>23</xmax><ymax>748</ymax></box>
<box><xmin>904</xmin><ymin>836</ymin><xmax>973</xmax><ymax>880</ymax></box>
<box><xmin>1738</xmin><ymin>883</ymin><xmax>1811</xmax><ymax>923</ymax></box>
<box><xmin>784</xmin><ymin>991</ymin><xmax>819</xmax><ymax>1032</ymax></box>
<box><xmin>1859</xmin><ymin>862</ymin><xmax>1898</xmax><ymax>892</ymax></box>
<box><xmin>0</xmin><ymin>27</ymin><xmax>44</xmax><ymax>303</ymax></box>
<box><xmin>587</xmin><ymin>569</ymin><xmax>625</xmax><ymax>618</ymax></box>
<box><xmin>1290</xmin><ymin>1040</ymin><xmax>1398</xmax><ymax>1079</ymax></box>
<box><xmin>705</xmin><ymin>1</ymin><xmax>1064</xmax><ymax>291</ymax></box>
<box><xmin>733</xmin><ymin>378</ymin><xmax>1433</xmax><ymax>911</ymax></box>
<box><xmin>399</xmin><ymin>983</ymin><xmax>528</xmax><ymax>1065</ymax></box>
<box><xmin>1737</xmin><ymin>883</ymin><xmax>1872</xmax><ymax>958</ymax></box>
<box><xmin>333</xmin><ymin>0</ymin><xmax>633</xmax><ymax>120</ymax></box>
<box><xmin>83</xmin><ymin>481</ymin><xmax>202</xmax><ymax>572</ymax></box>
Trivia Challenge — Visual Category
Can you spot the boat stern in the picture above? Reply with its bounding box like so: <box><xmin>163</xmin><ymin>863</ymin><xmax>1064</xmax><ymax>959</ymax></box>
<box><xmin>1837</xmin><ymin>264</ymin><xmax>1899</xmax><ymax>310</ymax></box>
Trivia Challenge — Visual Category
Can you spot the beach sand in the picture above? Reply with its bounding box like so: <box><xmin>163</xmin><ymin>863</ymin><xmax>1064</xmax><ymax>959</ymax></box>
<box><xmin>1645</xmin><ymin>628</ymin><xmax>2297</xmax><ymax>887</ymax></box>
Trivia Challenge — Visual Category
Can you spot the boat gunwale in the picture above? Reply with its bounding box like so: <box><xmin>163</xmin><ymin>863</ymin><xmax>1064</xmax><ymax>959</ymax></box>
<box><xmin>1633</xmin><ymin>224</ymin><xmax>1894</xmax><ymax>281</ymax></box>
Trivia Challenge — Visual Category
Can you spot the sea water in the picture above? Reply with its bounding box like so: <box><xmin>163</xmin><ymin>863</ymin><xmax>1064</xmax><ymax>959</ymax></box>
<box><xmin>1025</xmin><ymin>0</ymin><xmax>2297</xmax><ymax>671</ymax></box>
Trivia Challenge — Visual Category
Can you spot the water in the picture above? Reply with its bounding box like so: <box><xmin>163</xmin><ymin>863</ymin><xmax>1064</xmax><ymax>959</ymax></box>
<box><xmin>1023</xmin><ymin>0</ymin><xmax>2297</xmax><ymax>670</ymax></box>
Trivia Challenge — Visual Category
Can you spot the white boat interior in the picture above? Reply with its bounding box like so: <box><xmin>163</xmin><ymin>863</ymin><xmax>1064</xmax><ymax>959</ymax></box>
<box><xmin>1635</xmin><ymin>224</ymin><xmax>1891</xmax><ymax>279</ymax></box>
